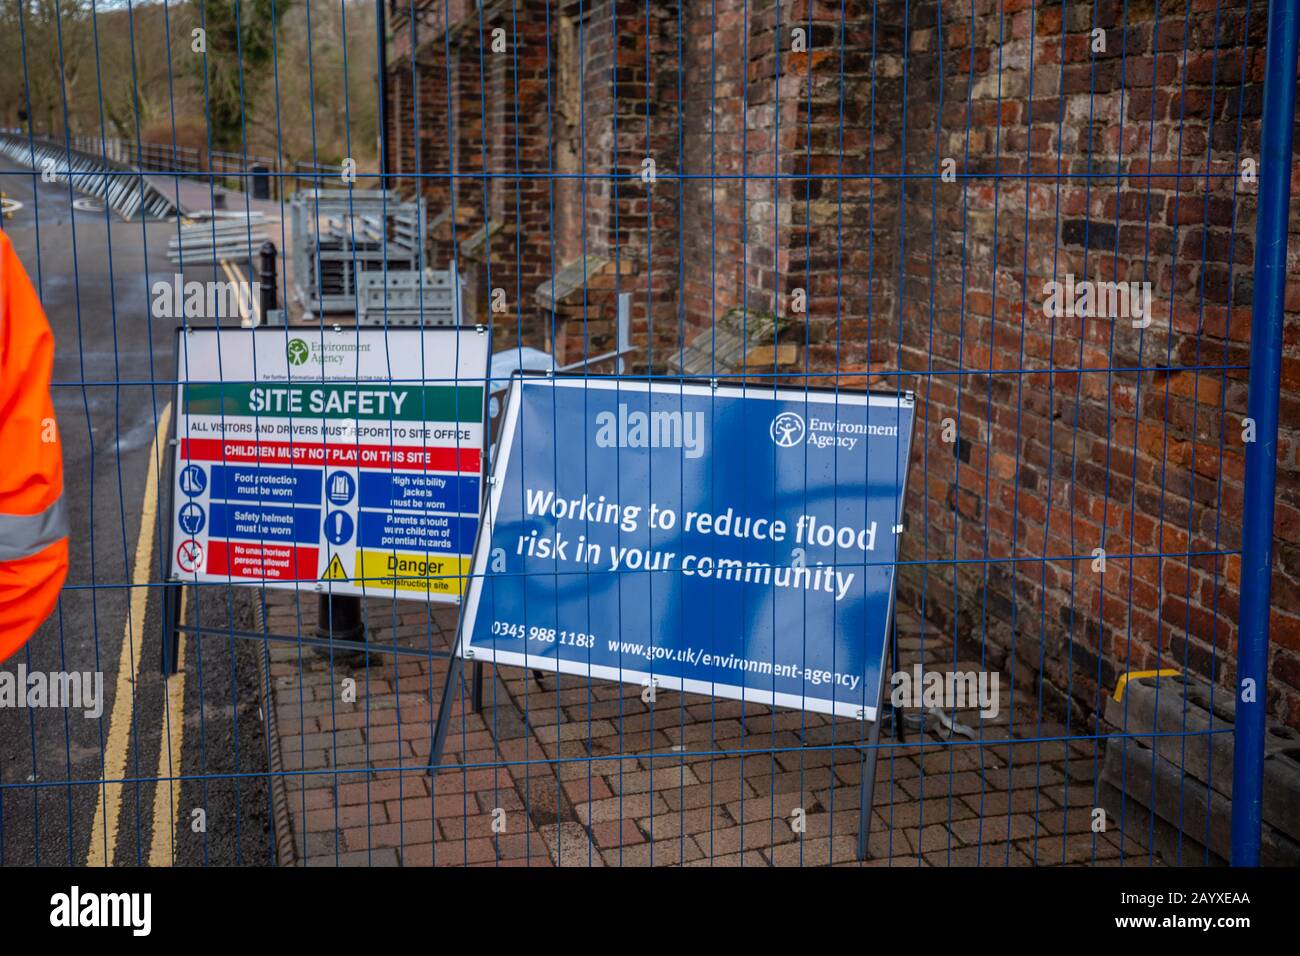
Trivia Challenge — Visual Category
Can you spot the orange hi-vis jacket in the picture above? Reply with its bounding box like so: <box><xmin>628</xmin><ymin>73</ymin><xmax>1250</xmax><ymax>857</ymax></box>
<box><xmin>0</xmin><ymin>229</ymin><xmax>68</xmax><ymax>663</ymax></box>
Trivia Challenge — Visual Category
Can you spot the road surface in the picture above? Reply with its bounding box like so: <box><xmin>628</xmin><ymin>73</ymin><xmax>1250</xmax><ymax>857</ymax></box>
<box><xmin>0</xmin><ymin>155</ymin><xmax>273</xmax><ymax>866</ymax></box>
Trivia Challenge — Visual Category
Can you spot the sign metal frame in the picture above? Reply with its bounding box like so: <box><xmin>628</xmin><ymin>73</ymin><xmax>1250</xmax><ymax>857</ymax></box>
<box><xmin>159</xmin><ymin>324</ymin><xmax>492</xmax><ymax>672</ymax></box>
<box><xmin>430</xmin><ymin>372</ymin><xmax>917</xmax><ymax>860</ymax></box>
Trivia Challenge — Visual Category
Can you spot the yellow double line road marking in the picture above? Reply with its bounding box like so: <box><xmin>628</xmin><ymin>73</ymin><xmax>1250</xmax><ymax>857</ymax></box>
<box><xmin>90</xmin><ymin>257</ymin><xmax>261</xmax><ymax>866</ymax></box>
<box><xmin>148</xmin><ymin>587</ymin><xmax>188</xmax><ymax>867</ymax></box>
<box><xmin>86</xmin><ymin>401</ymin><xmax>173</xmax><ymax>866</ymax></box>
<box><xmin>139</xmin><ymin>256</ymin><xmax>254</xmax><ymax>865</ymax></box>
<box><xmin>222</xmin><ymin>258</ymin><xmax>260</xmax><ymax>325</ymax></box>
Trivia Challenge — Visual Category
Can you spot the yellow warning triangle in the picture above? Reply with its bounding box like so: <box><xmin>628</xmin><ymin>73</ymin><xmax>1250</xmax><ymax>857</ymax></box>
<box><xmin>322</xmin><ymin>554</ymin><xmax>348</xmax><ymax>581</ymax></box>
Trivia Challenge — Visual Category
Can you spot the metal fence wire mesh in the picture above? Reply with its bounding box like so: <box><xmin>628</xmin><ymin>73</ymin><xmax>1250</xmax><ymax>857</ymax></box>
<box><xmin>0</xmin><ymin>0</ymin><xmax>1297</xmax><ymax>869</ymax></box>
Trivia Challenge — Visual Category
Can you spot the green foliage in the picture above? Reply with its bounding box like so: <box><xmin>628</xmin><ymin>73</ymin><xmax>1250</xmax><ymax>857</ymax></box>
<box><xmin>193</xmin><ymin>0</ymin><xmax>294</xmax><ymax>151</ymax></box>
<box><xmin>719</xmin><ymin>307</ymin><xmax>789</xmax><ymax>345</ymax></box>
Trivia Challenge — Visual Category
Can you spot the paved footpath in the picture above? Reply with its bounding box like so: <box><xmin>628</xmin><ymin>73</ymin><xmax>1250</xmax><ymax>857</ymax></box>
<box><xmin>264</xmin><ymin>594</ymin><xmax>1152</xmax><ymax>867</ymax></box>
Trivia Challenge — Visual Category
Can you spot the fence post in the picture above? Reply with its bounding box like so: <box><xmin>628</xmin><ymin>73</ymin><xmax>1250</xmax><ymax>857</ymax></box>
<box><xmin>376</xmin><ymin>0</ymin><xmax>390</xmax><ymax>186</ymax></box>
<box><xmin>1232</xmin><ymin>0</ymin><xmax>1300</xmax><ymax>867</ymax></box>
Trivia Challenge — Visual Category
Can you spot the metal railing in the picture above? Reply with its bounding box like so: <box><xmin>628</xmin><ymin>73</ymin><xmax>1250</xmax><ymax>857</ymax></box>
<box><xmin>0</xmin><ymin>131</ymin><xmax>180</xmax><ymax>220</ymax></box>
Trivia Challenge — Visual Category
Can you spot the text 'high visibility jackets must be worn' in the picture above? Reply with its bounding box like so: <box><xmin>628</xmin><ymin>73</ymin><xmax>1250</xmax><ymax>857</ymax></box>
<box><xmin>0</xmin><ymin>229</ymin><xmax>68</xmax><ymax>662</ymax></box>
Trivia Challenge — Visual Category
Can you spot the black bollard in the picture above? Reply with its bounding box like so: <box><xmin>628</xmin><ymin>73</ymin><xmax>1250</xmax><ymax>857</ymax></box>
<box><xmin>259</xmin><ymin>241</ymin><xmax>278</xmax><ymax>322</ymax></box>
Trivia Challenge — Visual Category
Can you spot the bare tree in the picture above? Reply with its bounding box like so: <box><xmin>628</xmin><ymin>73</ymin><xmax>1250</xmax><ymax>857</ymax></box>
<box><xmin>1</xmin><ymin>0</ymin><xmax>94</xmax><ymax>137</ymax></box>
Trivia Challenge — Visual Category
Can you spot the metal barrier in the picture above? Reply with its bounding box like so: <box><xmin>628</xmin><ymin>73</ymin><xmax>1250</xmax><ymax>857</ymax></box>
<box><xmin>67</xmin><ymin>135</ymin><xmax>206</xmax><ymax>178</ymax></box>
<box><xmin>0</xmin><ymin>131</ymin><xmax>181</xmax><ymax>220</ymax></box>
<box><xmin>0</xmin><ymin>0</ymin><xmax>1296</xmax><ymax>870</ymax></box>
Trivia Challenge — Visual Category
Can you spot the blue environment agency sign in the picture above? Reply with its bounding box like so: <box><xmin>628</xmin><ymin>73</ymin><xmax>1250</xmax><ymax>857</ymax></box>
<box><xmin>459</xmin><ymin>378</ymin><xmax>915</xmax><ymax>720</ymax></box>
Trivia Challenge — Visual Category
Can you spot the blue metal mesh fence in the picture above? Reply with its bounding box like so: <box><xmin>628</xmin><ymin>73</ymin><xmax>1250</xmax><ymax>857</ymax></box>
<box><xmin>0</xmin><ymin>0</ymin><xmax>1295</xmax><ymax>868</ymax></box>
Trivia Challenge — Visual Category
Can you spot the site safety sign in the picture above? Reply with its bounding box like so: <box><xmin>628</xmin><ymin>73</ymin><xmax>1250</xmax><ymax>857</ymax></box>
<box><xmin>169</xmin><ymin>327</ymin><xmax>489</xmax><ymax>601</ymax></box>
<box><xmin>458</xmin><ymin>377</ymin><xmax>915</xmax><ymax>719</ymax></box>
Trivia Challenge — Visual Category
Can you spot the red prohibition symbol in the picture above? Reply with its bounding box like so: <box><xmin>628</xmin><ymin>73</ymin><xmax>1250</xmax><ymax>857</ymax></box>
<box><xmin>176</xmin><ymin>538</ymin><xmax>204</xmax><ymax>574</ymax></box>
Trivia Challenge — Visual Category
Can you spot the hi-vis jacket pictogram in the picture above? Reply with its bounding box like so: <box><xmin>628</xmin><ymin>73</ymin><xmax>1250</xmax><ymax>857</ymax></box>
<box><xmin>0</xmin><ymin>229</ymin><xmax>68</xmax><ymax>662</ymax></box>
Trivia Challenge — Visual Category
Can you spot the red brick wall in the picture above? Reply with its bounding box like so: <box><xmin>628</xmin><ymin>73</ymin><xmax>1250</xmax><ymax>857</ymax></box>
<box><xmin>387</xmin><ymin>14</ymin><xmax>454</xmax><ymax>263</ymax></box>
<box><xmin>888</xmin><ymin>0</ymin><xmax>1299</xmax><ymax>730</ymax></box>
<box><xmin>680</xmin><ymin>0</ymin><xmax>903</xmax><ymax>380</ymax></box>
<box><xmin>389</xmin><ymin>0</ymin><xmax>1300</xmax><ymax>729</ymax></box>
<box><xmin>680</xmin><ymin>1</ymin><xmax>749</xmax><ymax>341</ymax></box>
<box><xmin>550</xmin><ymin>0</ymin><xmax>685</xmax><ymax>365</ymax></box>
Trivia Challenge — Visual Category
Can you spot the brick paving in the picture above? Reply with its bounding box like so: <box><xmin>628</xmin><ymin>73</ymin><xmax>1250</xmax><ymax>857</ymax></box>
<box><xmin>265</xmin><ymin>593</ymin><xmax>1154</xmax><ymax>867</ymax></box>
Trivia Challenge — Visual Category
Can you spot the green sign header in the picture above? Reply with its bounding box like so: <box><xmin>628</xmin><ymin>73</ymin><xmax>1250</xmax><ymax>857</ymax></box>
<box><xmin>183</xmin><ymin>383</ymin><xmax>483</xmax><ymax>422</ymax></box>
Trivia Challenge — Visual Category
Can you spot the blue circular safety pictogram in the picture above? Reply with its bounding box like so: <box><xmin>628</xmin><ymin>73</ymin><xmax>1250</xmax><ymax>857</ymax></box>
<box><xmin>178</xmin><ymin>502</ymin><xmax>206</xmax><ymax>535</ymax></box>
<box><xmin>323</xmin><ymin>510</ymin><xmax>355</xmax><ymax>546</ymax></box>
<box><xmin>179</xmin><ymin>464</ymin><xmax>208</xmax><ymax>496</ymax></box>
<box><xmin>325</xmin><ymin>470</ymin><xmax>356</xmax><ymax>506</ymax></box>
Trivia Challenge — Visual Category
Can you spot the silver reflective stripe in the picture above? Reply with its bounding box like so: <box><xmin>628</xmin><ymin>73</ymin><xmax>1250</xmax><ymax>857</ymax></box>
<box><xmin>0</xmin><ymin>495</ymin><xmax>69</xmax><ymax>562</ymax></box>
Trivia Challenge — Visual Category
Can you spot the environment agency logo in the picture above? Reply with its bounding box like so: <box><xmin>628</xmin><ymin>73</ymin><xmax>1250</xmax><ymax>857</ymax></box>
<box><xmin>771</xmin><ymin>411</ymin><xmax>805</xmax><ymax>447</ymax></box>
<box><xmin>286</xmin><ymin>338</ymin><xmax>311</xmax><ymax>366</ymax></box>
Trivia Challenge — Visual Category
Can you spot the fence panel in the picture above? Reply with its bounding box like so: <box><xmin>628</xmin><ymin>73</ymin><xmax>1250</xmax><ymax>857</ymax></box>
<box><xmin>0</xmin><ymin>0</ymin><xmax>1296</xmax><ymax>869</ymax></box>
